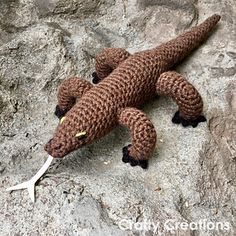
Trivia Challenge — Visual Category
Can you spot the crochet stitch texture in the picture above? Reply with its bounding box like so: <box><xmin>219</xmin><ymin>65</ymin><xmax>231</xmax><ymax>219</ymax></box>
<box><xmin>45</xmin><ymin>14</ymin><xmax>221</xmax><ymax>168</ymax></box>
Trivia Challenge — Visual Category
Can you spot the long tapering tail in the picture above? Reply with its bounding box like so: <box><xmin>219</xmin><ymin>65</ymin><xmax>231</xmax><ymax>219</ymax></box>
<box><xmin>156</xmin><ymin>14</ymin><xmax>221</xmax><ymax>65</ymax></box>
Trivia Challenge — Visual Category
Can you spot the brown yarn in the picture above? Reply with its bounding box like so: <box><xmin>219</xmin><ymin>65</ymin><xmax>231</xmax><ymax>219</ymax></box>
<box><xmin>57</xmin><ymin>77</ymin><xmax>93</xmax><ymax>112</ymax></box>
<box><xmin>155</xmin><ymin>14</ymin><xmax>221</xmax><ymax>65</ymax></box>
<box><xmin>95</xmin><ymin>47</ymin><xmax>130</xmax><ymax>80</ymax></box>
<box><xmin>44</xmin><ymin>14</ymin><xmax>220</xmax><ymax>160</ymax></box>
<box><xmin>118</xmin><ymin>107</ymin><xmax>156</xmax><ymax>160</ymax></box>
<box><xmin>156</xmin><ymin>71</ymin><xmax>203</xmax><ymax>120</ymax></box>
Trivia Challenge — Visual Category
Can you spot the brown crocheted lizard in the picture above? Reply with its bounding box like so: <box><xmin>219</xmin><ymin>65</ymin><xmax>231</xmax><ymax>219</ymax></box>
<box><xmin>45</xmin><ymin>14</ymin><xmax>221</xmax><ymax>169</ymax></box>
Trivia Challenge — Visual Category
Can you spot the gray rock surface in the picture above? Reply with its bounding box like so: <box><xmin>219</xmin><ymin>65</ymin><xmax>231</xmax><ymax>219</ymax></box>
<box><xmin>0</xmin><ymin>0</ymin><xmax>235</xmax><ymax>235</ymax></box>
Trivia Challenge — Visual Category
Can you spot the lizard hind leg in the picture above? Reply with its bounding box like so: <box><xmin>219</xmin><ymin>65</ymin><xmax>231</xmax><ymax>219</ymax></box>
<box><xmin>156</xmin><ymin>71</ymin><xmax>206</xmax><ymax>128</ymax></box>
<box><xmin>92</xmin><ymin>47</ymin><xmax>130</xmax><ymax>84</ymax></box>
<box><xmin>55</xmin><ymin>77</ymin><xmax>93</xmax><ymax>119</ymax></box>
<box><xmin>118</xmin><ymin>107</ymin><xmax>157</xmax><ymax>169</ymax></box>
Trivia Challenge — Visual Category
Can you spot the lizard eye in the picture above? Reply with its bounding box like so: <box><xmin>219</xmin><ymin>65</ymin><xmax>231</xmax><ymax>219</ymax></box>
<box><xmin>75</xmin><ymin>131</ymin><xmax>87</xmax><ymax>140</ymax></box>
<box><xmin>60</xmin><ymin>117</ymin><xmax>66</xmax><ymax>124</ymax></box>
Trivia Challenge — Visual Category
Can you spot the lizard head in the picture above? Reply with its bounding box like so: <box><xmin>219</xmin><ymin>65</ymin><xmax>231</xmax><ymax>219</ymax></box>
<box><xmin>44</xmin><ymin>111</ymin><xmax>95</xmax><ymax>158</ymax></box>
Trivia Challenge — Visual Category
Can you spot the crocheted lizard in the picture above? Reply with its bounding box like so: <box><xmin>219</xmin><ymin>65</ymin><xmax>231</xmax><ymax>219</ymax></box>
<box><xmin>45</xmin><ymin>14</ymin><xmax>221</xmax><ymax>169</ymax></box>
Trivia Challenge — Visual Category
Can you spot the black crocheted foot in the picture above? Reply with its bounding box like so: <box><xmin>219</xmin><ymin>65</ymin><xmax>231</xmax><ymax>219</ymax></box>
<box><xmin>122</xmin><ymin>145</ymin><xmax>148</xmax><ymax>169</ymax></box>
<box><xmin>54</xmin><ymin>105</ymin><xmax>67</xmax><ymax>119</ymax></box>
<box><xmin>172</xmin><ymin>111</ymin><xmax>207</xmax><ymax>128</ymax></box>
<box><xmin>92</xmin><ymin>72</ymin><xmax>101</xmax><ymax>84</ymax></box>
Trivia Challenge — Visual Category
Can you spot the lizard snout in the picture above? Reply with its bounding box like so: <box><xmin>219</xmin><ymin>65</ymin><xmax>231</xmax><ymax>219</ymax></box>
<box><xmin>44</xmin><ymin>138</ymin><xmax>66</xmax><ymax>158</ymax></box>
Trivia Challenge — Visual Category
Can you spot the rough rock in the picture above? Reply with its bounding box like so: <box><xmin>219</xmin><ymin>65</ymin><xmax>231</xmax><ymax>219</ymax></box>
<box><xmin>0</xmin><ymin>0</ymin><xmax>235</xmax><ymax>235</ymax></box>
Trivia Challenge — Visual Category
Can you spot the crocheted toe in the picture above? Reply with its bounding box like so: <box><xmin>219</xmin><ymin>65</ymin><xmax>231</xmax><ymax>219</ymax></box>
<box><xmin>122</xmin><ymin>145</ymin><xmax>148</xmax><ymax>169</ymax></box>
<box><xmin>172</xmin><ymin>111</ymin><xmax>206</xmax><ymax>128</ymax></box>
<box><xmin>92</xmin><ymin>72</ymin><xmax>101</xmax><ymax>84</ymax></box>
<box><xmin>172</xmin><ymin>111</ymin><xmax>182</xmax><ymax>124</ymax></box>
<box><xmin>138</xmin><ymin>160</ymin><xmax>148</xmax><ymax>169</ymax></box>
<box><xmin>122</xmin><ymin>145</ymin><xmax>131</xmax><ymax>163</ymax></box>
<box><xmin>54</xmin><ymin>105</ymin><xmax>67</xmax><ymax>119</ymax></box>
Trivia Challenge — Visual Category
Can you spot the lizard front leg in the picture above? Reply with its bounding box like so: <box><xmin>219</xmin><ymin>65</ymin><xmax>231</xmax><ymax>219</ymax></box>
<box><xmin>156</xmin><ymin>71</ymin><xmax>206</xmax><ymax>127</ymax></box>
<box><xmin>118</xmin><ymin>107</ymin><xmax>157</xmax><ymax>169</ymax></box>
<box><xmin>92</xmin><ymin>47</ymin><xmax>130</xmax><ymax>84</ymax></box>
<box><xmin>55</xmin><ymin>77</ymin><xmax>93</xmax><ymax>119</ymax></box>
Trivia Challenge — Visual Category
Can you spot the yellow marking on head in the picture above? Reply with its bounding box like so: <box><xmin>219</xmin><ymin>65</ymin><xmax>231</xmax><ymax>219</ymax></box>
<box><xmin>60</xmin><ymin>117</ymin><xmax>65</xmax><ymax>124</ymax></box>
<box><xmin>75</xmin><ymin>131</ymin><xmax>87</xmax><ymax>138</ymax></box>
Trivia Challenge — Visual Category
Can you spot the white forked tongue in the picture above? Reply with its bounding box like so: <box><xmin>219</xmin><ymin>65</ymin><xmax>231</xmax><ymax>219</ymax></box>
<box><xmin>6</xmin><ymin>155</ymin><xmax>54</xmax><ymax>203</ymax></box>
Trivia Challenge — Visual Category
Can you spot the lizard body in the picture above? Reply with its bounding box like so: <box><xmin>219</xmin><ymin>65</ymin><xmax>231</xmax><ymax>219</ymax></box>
<box><xmin>45</xmin><ymin>14</ymin><xmax>221</xmax><ymax>168</ymax></box>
